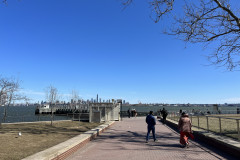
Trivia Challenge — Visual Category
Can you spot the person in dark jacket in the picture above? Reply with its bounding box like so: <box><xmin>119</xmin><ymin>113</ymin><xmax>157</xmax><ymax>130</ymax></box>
<box><xmin>127</xmin><ymin>109</ymin><xmax>131</xmax><ymax>118</ymax></box>
<box><xmin>146</xmin><ymin>111</ymin><xmax>157</xmax><ymax>143</ymax></box>
<box><xmin>161</xmin><ymin>108</ymin><xmax>168</xmax><ymax>124</ymax></box>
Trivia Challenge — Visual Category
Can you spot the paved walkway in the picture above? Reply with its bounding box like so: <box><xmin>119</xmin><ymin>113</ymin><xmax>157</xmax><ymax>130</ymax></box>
<box><xmin>66</xmin><ymin>117</ymin><xmax>237</xmax><ymax>160</ymax></box>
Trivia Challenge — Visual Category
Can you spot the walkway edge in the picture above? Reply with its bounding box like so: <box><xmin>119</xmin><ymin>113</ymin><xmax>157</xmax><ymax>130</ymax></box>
<box><xmin>22</xmin><ymin>121</ymin><xmax>115</xmax><ymax>160</ymax></box>
<box><xmin>165</xmin><ymin>119</ymin><xmax>240</xmax><ymax>158</ymax></box>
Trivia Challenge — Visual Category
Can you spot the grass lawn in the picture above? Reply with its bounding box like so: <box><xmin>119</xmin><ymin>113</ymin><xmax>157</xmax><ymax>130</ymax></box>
<box><xmin>0</xmin><ymin>120</ymin><xmax>101</xmax><ymax>160</ymax></box>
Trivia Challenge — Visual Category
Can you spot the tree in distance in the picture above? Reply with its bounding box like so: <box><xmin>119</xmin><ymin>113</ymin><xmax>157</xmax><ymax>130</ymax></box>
<box><xmin>45</xmin><ymin>85</ymin><xmax>59</xmax><ymax>126</ymax></box>
<box><xmin>123</xmin><ymin>0</ymin><xmax>240</xmax><ymax>71</ymax></box>
<box><xmin>0</xmin><ymin>75</ymin><xmax>28</xmax><ymax>123</ymax></box>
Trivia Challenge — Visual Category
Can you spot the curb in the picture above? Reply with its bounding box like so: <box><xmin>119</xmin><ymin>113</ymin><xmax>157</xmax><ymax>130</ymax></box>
<box><xmin>22</xmin><ymin>121</ymin><xmax>115</xmax><ymax>160</ymax></box>
<box><xmin>164</xmin><ymin>118</ymin><xmax>240</xmax><ymax>158</ymax></box>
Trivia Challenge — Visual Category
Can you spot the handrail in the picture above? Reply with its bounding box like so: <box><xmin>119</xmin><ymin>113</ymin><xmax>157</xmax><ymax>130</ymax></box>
<box><xmin>205</xmin><ymin>115</ymin><xmax>240</xmax><ymax>120</ymax></box>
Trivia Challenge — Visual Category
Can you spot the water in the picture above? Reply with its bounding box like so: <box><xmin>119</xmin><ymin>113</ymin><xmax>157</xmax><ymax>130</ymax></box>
<box><xmin>1</xmin><ymin>104</ymin><xmax>239</xmax><ymax>123</ymax></box>
<box><xmin>122</xmin><ymin>105</ymin><xmax>240</xmax><ymax>114</ymax></box>
<box><xmin>0</xmin><ymin>105</ymin><xmax>71</xmax><ymax>123</ymax></box>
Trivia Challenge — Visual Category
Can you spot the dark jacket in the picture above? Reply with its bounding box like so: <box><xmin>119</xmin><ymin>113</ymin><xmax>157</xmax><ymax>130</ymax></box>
<box><xmin>161</xmin><ymin>109</ymin><xmax>168</xmax><ymax>117</ymax></box>
<box><xmin>146</xmin><ymin>114</ymin><xmax>156</xmax><ymax>127</ymax></box>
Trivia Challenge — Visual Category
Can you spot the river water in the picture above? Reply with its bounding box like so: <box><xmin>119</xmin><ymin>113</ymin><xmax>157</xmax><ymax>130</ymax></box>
<box><xmin>0</xmin><ymin>105</ymin><xmax>239</xmax><ymax>123</ymax></box>
<box><xmin>0</xmin><ymin>105</ymin><xmax>71</xmax><ymax>123</ymax></box>
<box><xmin>122</xmin><ymin>104</ymin><xmax>240</xmax><ymax>114</ymax></box>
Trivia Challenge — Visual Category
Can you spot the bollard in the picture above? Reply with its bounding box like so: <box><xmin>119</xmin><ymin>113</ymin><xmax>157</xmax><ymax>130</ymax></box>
<box><xmin>206</xmin><ymin>116</ymin><xmax>209</xmax><ymax>131</ymax></box>
<box><xmin>198</xmin><ymin>116</ymin><xmax>200</xmax><ymax>128</ymax></box>
<box><xmin>219</xmin><ymin>117</ymin><xmax>222</xmax><ymax>134</ymax></box>
<box><xmin>237</xmin><ymin>119</ymin><xmax>240</xmax><ymax>140</ymax></box>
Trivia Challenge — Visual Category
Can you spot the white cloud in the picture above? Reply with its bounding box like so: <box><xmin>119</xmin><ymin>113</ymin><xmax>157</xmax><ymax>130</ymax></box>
<box><xmin>19</xmin><ymin>89</ymin><xmax>45</xmax><ymax>96</ymax></box>
<box><xmin>222</xmin><ymin>97</ymin><xmax>240</xmax><ymax>103</ymax></box>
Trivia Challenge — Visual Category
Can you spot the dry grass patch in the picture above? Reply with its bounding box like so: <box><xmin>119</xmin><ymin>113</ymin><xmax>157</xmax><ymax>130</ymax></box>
<box><xmin>0</xmin><ymin>120</ymin><xmax>101</xmax><ymax>160</ymax></box>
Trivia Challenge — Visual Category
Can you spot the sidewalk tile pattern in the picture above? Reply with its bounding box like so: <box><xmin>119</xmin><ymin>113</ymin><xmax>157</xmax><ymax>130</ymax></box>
<box><xmin>66</xmin><ymin>117</ymin><xmax>237</xmax><ymax>160</ymax></box>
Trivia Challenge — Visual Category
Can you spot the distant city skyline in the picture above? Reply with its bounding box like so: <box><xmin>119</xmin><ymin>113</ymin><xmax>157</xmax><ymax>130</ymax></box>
<box><xmin>1</xmin><ymin>0</ymin><xmax>240</xmax><ymax>104</ymax></box>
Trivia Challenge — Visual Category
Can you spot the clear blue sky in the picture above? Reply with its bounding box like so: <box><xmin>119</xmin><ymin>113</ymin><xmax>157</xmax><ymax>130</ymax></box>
<box><xmin>1</xmin><ymin>0</ymin><xmax>240</xmax><ymax>104</ymax></box>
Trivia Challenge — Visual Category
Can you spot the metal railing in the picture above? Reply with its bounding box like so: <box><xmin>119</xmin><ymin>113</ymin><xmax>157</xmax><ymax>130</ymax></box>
<box><xmin>168</xmin><ymin>112</ymin><xmax>240</xmax><ymax>140</ymax></box>
<box><xmin>0</xmin><ymin>114</ymin><xmax>72</xmax><ymax>123</ymax></box>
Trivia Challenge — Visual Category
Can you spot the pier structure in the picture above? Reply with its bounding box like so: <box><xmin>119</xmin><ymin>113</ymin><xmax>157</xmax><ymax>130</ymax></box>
<box><xmin>35</xmin><ymin>102</ymin><xmax>121</xmax><ymax>122</ymax></box>
<box><xmin>89</xmin><ymin>102</ymin><xmax>120</xmax><ymax>122</ymax></box>
<box><xmin>35</xmin><ymin>103</ymin><xmax>90</xmax><ymax>115</ymax></box>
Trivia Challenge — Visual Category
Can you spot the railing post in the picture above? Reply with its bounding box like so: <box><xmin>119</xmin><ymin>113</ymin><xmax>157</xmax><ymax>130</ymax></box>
<box><xmin>197</xmin><ymin>116</ymin><xmax>200</xmax><ymax>128</ymax></box>
<box><xmin>219</xmin><ymin>117</ymin><xmax>222</xmax><ymax>134</ymax></box>
<box><xmin>237</xmin><ymin>119</ymin><xmax>240</xmax><ymax>140</ymax></box>
<box><xmin>206</xmin><ymin>116</ymin><xmax>209</xmax><ymax>131</ymax></box>
<box><xmin>190</xmin><ymin>115</ymin><xmax>192</xmax><ymax>123</ymax></box>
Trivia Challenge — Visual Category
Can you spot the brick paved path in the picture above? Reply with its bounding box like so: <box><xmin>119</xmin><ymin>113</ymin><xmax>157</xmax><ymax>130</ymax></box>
<box><xmin>66</xmin><ymin>117</ymin><xmax>237</xmax><ymax>160</ymax></box>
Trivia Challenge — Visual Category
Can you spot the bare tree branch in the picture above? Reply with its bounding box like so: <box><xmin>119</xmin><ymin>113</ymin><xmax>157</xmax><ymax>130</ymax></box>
<box><xmin>0</xmin><ymin>76</ymin><xmax>28</xmax><ymax>123</ymax></box>
<box><xmin>213</xmin><ymin>0</ymin><xmax>240</xmax><ymax>28</ymax></box>
<box><xmin>122</xmin><ymin>0</ymin><xmax>240</xmax><ymax>70</ymax></box>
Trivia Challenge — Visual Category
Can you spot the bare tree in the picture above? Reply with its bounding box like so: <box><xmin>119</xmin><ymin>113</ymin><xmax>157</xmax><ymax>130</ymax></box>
<box><xmin>123</xmin><ymin>0</ymin><xmax>240</xmax><ymax>71</ymax></box>
<box><xmin>45</xmin><ymin>85</ymin><xmax>58</xmax><ymax>125</ymax></box>
<box><xmin>45</xmin><ymin>85</ymin><xmax>58</xmax><ymax>104</ymax></box>
<box><xmin>70</xmin><ymin>90</ymin><xmax>80</xmax><ymax>121</ymax></box>
<box><xmin>71</xmin><ymin>90</ymin><xmax>79</xmax><ymax>104</ymax></box>
<box><xmin>0</xmin><ymin>76</ymin><xmax>28</xmax><ymax>123</ymax></box>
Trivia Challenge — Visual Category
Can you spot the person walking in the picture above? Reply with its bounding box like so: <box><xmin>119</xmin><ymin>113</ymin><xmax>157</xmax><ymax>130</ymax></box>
<box><xmin>178</xmin><ymin>112</ymin><xmax>194</xmax><ymax>148</ymax></box>
<box><xmin>134</xmin><ymin>109</ymin><xmax>137</xmax><ymax>118</ymax></box>
<box><xmin>127</xmin><ymin>109</ymin><xmax>131</xmax><ymax>118</ymax></box>
<box><xmin>146</xmin><ymin>111</ymin><xmax>157</xmax><ymax>143</ymax></box>
<box><xmin>161</xmin><ymin>108</ymin><xmax>168</xmax><ymax>124</ymax></box>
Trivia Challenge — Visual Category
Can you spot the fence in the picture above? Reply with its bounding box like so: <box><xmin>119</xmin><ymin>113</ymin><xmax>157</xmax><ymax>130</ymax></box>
<box><xmin>168</xmin><ymin>112</ymin><xmax>240</xmax><ymax>141</ymax></box>
<box><xmin>0</xmin><ymin>114</ymin><xmax>72</xmax><ymax>124</ymax></box>
<box><xmin>69</xmin><ymin>113</ymin><xmax>89</xmax><ymax>122</ymax></box>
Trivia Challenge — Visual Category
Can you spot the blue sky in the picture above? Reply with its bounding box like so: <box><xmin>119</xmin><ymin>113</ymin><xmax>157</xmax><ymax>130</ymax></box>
<box><xmin>1</xmin><ymin>0</ymin><xmax>240</xmax><ymax>104</ymax></box>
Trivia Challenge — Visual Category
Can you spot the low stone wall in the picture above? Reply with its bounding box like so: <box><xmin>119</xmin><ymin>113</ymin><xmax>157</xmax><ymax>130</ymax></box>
<box><xmin>164</xmin><ymin>118</ymin><xmax>240</xmax><ymax>158</ymax></box>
